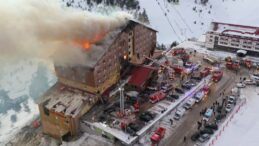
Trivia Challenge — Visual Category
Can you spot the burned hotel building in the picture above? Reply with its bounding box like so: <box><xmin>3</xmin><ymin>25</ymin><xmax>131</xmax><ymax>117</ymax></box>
<box><xmin>37</xmin><ymin>20</ymin><xmax>157</xmax><ymax>139</ymax></box>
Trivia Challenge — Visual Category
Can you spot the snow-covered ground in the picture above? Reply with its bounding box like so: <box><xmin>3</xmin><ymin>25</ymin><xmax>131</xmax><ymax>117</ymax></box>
<box><xmin>0</xmin><ymin>59</ymin><xmax>56</xmax><ymax>145</ymax></box>
<box><xmin>212</xmin><ymin>86</ymin><xmax>259</xmax><ymax>146</ymax></box>
<box><xmin>139</xmin><ymin>0</ymin><xmax>259</xmax><ymax>44</ymax></box>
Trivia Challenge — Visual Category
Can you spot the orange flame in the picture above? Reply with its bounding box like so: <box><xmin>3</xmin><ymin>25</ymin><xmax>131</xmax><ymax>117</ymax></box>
<box><xmin>74</xmin><ymin>32</ymin><xmax>107</xmax><ymax>50</ymax></box>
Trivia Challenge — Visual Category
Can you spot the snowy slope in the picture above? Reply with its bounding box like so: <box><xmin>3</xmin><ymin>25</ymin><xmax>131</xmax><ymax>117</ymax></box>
<box><xmin>63</xmin><ymin>0</ymin><xmax>259</xmax><ymax>44</ymax></box>
<box><xmin>0</xmin><ymin>59</ymin><xmax>56</xmax><ymax>145</ymax></box>
<box><xmin>139</xmin><ymin>0</ymin><xmax>259</xmax><ymax>44</ymax></box>
<box><xmin>214</xmin><ymin>87</ymin><xmax>259</xmax><ymax>146</ymax></box>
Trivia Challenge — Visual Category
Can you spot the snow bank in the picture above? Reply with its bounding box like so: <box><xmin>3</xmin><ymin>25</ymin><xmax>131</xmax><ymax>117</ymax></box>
<box><xmin>210</xmin><ymin>86</ymin><xmax>259</xmax><ymax>146</ymax></box>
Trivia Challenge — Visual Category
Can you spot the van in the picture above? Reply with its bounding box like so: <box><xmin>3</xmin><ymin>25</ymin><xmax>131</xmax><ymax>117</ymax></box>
<box><xmin>174</xmin><ymin>108</ymin><xmax>186</xmax><ymax>120</ymax></box>
<box><xmin>183</xmin><ymin>98</ymin><xmax>196</xmax><ymax>109</ymax></box>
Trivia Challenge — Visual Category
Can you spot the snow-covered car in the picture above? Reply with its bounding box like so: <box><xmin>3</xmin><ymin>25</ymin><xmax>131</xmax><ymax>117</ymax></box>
<box><xmin>174</xmin><ymin>108</ymin><xmax>186</xmax><ymax>120</ymax></box>
<box><xmin>198</xmin><ymin>133</ymin><xmax>210</xmax><ymax>143</ymax></box>
<box><xmin>236</xmin><ymin>83</ymin><xmax>246</xmax><ymax>88</ymax></box>
<box><xmin>225</xmin><ymin>104</ymin><xmax>233</xmax><ymax>112</ymax></box>
<box><xmin>203</xmin><ymin>108</ymin><xmax>213</xmax><ymax>121</ymax></box>
<box><xmin>244</xmin><ymin>79</ymin><xmax>256</xmax><ymax>85</ymax></box>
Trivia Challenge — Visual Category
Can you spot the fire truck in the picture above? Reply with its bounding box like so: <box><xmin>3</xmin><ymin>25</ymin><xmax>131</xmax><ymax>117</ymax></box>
<box><xmin>172</xmin><ymin>48</ymin><xmax>186</xmax><ymax>56</ymax></box>
<box><xmin>241</xmin><ymin>59</ymin><xmax>252</xmax><ymax>69</ymax></box>
<box><xmin>149</xmin><ymin>90</ymin><xmax>166</xmax><ymax>103</ymax></box>
<box><xmin>200</xmin><ymin>67</ymin><xmax>211</xmax><ymax>77</ymax></box>
<box><xmin>150</xmin><ymin>127</ymin><xmax>166</xmax><ymax>145</ymax></box>
<box><xmin>212</xmin><ymin>70</ymin><xmax>223</xmax><ymax>82</ymax></box>
<box><xmin>226</xmin><ymin>61</ymin><xmax>240</xmax><ymax>70</ymax></box>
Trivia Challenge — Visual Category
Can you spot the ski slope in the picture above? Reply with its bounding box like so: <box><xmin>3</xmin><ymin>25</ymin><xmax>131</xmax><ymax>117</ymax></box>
<box><xmin>139</xmin><ymin>0</ymin><xmax>259</xmax><ymax>44</ymax></box>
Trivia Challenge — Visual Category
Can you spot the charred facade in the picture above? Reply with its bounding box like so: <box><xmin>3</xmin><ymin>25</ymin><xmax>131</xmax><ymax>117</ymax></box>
<box><xmin>55</xmin><ymin>20</ymin><xmax>157</xmax><ymax>94</ymax></box>
<box><xmin>37</xmin><ymin>20</ymin><xmax>157</xmax><ymax>140</ymax></box>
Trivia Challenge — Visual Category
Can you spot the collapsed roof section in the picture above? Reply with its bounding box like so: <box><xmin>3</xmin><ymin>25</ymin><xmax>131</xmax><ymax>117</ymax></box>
<box><xmin>37</xmin><ymin>83</ymin><xmax>96</xmax><ymax>118</ymax></box>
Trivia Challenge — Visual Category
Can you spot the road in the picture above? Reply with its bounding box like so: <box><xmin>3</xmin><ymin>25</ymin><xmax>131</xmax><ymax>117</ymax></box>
<box><xmin>162</xmin><ymin>68</ymin><xmax>237</xmax><ymax>146</ymax></box>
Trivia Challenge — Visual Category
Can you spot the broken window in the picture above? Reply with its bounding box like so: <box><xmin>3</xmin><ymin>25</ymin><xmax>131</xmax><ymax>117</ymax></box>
<box><xmin>43</xmin><ymin>107</ymin><xmax>49</xmax><ymax>116</ymax></box>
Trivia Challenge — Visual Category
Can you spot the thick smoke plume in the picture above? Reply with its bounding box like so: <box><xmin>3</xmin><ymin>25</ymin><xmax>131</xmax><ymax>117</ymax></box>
<box><xmin>0</xmin><ymin>0</ymin><xmax>132</xmax><ymax>66</ymax></box>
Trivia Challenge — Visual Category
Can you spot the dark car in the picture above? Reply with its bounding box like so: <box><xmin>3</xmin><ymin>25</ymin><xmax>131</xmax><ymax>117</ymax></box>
<box><xmin>216</xmin><ymin>113</ymin><xmax>226</xmax><ymax>121</ymax></box>
<box><xmin>139</xmin><ymin>112</ymin><xmax>155</xmax><ymax>122</ymax></box>
<box><xmin>170</xmin><ymin>94</ymin><xmax>179</xmax><ymax>99</ymax></box>
<box><xmin>191</xmin><ymin>132</ymin><xmax>201</xmax><ymax>142</ymax></box>
<box><xmin>139</xmin><ymin>114</ymin><xmax>151</xmax><ymax>122</ymax></box>
<box><xmin>128</xmin><ymin>123</ymin><xmax>141</xmax><ymax>132</ymax></box>
<box><xmin>205</xmin><ymin>123</ymin><xmax>218</xmax><ymax>130</ymax></box>
<box><xmin>191</xmin><ymin>76</ymin><xmax>202</xmax><ymax>81</ymax></box>
<box><xmin>200</xmin><ymin>128</ymin><xmax>214</xmax><ymax>135</ymax></box>
<box><xmin>175</xmin><ymin>87</ymin><xmax>184</xmax><ymax>94</ymax></box>
<box><xmin>125</xmin><ymin>127</ymin><xmax>136</xmax><ymax>136</ymax></box>
<box><xmin>182</xmin><ymin>84</ymin><xmax>192</xmax><ymax>90</ymax></box>
<box><xmin>217</xmin><ymin>105</ymin><xmax>223</xmax><ymax>113</ymax></box>
<box><xmin>104</xmin><ymin>107</ymin><xmax>116</xmax><ymax>113</ymax></box>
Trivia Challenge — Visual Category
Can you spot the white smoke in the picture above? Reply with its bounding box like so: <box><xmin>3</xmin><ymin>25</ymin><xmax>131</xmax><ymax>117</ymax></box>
<box><xmin>0</xmin><ymin>0</ymin><xmax>132</xmax><ymax>66</ymax></box>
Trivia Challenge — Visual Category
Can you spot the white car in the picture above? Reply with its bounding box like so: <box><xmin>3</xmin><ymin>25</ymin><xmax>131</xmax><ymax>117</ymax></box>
<box><xmin>183</xmin><ymin>98</ymin><xmax>196</xmax><ymax>110</ymax></box>
<box><xmin>236</xmin><ymin>83</ymin><xmax>246</xmax><ymax>88</ymax></box>
<box><xmin>225</xmin><ymin>104</ymin><xmax>233</xmax><ymax>112</ymax></box>
<box><xmin>244</xmin><ymin>79</ymin><xmax>256</xmax><ymax>85</ymax></box>
<box><xmin>174</xmin><ymin>108</ymin><xmax>186</xmax><ymax>120</ymax></box>
<box><xmin>228</xmin><ymin>96</ymin><xmax>236</xmax><ymax>104</ymax></box>
<box><xmin>194</xmin><ymin>91</ymin><xmax>205</xmax><ymax>103</ymax></box>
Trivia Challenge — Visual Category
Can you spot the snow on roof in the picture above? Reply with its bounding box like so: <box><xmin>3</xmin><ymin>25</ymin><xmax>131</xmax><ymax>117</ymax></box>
<box><xmin>210</xmin><ymin>22</ymin><xmax>259</xmax><ymax>38</ymax></box>
<box><xmin>39</xmin><ymin>83</ymin><xmax>95</xmax><ymax>118</ymax></box>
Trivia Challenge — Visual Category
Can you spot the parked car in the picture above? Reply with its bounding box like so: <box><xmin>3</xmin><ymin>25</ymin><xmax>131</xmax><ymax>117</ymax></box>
<box><xmin>170</xmin><ymin>94</ymin><xmax>180</xmax><ymax>100</ymax></box>
<box><xmin>217</xmin><ymin>105</ymin><xmax>223</xmax><ymax>113</ymax></box>
<box><xmin>174</xmin><ymin>108</ymin><xmax>186</xmax><ymax>120</ymax></box>
<box><xmin>125</xmin><ymin>126</ymin><xmax>136</xmax><ymax>136</ymax></box>
<box><xmin>204</xmin><ymin>123</ymin><xmax>218</xmax><ymax>130</ymax></box>
<box><xmin>191</xmin><ymin>132</ymin><xmax>201</xmax><ymax>142</ymax></box>
<box><xmin>191</xmin><ymin>75</ymin><xmax>202</xmax><ymax>81</ymax></box>
<box><xmin>200</xmin><ymin>128</ymin><xmax>214</xmax><ymax>135</ymax></box>
<box><xmin>198</xmin><ymin>133</ymin><xmax>210</xmax><ymax>143</ymax></box>
<box><xmin>236</xmin><ymin>82</ymin><xmax>246</xmax><ymax>88</ymax></box>
<box><xmin>203</xmin><ymin>108</ymin><xmax>213</xmax><ymax>121</ymax></box>
<box><xmin>194</xmin><ymin>91</ymin><xmax>205</xmax><ymax>103</ymax></box>
<box><xmin>183</xmin><ymin>98</ymin><xmax>196</xmax><ymax>110</ymax></box>
<box><xmin>145</xmin><ymin>111</ymin><xmax>156</xmax><ymax>119</ymax></box>
<box><xmin>216</xmin><ymin>113</ymin><xmax>226</xmax><ymax>122</ymax></box>
<box><xmin>175</xmin><ymin>87</ymin><xmax>184</xmax><ymax>94</ymax></box>
<box><xmin>139</xmin><ymin>113</ymin><xmax>152</xmax><ymax>122</ymax></box>
<box><xmin>244</xmin><ymin>79</ymin><xmax>256</xmax><ymax>85</ymax></box>
<box><xmin>182</xmin><ymin>84</ymin><xmax>192</xmax><ymax>90</ymax></box>
<box><xmin>128</xmin><ymin>123</ymin><xmax>141</xmax><ymax>132</ymax></box>
<box><xmin>227</xmin><ymin>96</ymin><xmax>236</xmax><ymax>104</ymax></box>
<box><xmin>225</xmin><ymin>104</ymin><xmax>234</xmax><ymax>112</ymax></box>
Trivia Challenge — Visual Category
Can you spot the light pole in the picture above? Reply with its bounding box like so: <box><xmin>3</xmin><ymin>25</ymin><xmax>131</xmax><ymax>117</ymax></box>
<box><xmin>119</xmin><ymin>87</ymin><xmax>125</xmax><ymax>115</ymax></box>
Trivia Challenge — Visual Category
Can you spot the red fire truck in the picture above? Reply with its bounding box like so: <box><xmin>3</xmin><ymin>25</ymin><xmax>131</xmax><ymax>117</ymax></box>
<box><xmin>150</xmin><ymin>91</ymin><xmax>166</xmax><ymax>103</ymax></box>
<box><xmin>212</xmin><ymin>70</ymin><xmax>223</xmax><ymax>82</ymax></box>
<box><xmin>150</xmin><ymin>127</ymin><xmax>166</xmax><ymax>145</ymax></box>
<box><xmin>200</xmin><ymin>67</ymin><xmax>211</xmax><ymax>77</ymax></box>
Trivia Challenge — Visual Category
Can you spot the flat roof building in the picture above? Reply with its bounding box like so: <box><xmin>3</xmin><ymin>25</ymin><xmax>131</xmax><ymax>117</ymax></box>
<box><xmin>205</xmin><ymin>22</ymin><xmax>259</xmax><ymax>55</ymax></box>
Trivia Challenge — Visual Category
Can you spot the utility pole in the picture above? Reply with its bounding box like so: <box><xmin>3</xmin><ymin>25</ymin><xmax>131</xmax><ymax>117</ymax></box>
<box><xmin>119</xmin><ymin>88</ymin><xmax>125</xmax><ymax>115</ymax></box>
